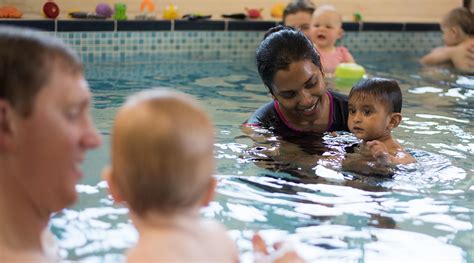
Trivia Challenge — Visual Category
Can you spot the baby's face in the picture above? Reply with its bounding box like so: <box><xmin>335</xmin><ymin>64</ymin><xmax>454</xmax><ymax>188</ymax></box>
<box><xmin>440</xmin><ymin>22</ymin><xmax>462</xmax><ymax>46</ymax></box>
<box><xmin>348</xmin><ymin>95</ymin><xmax>392</xmax><ymax>142</ymax></box>
<box><xmin>312</xmin><ymin>11</ymin><xmax>343</xmax><ymax>49</ymax></box>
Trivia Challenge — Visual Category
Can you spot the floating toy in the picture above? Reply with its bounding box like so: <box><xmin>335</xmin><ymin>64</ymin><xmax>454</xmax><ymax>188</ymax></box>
<box><xmin>163</xmin><ymin>4</ymin><xmax>179</xmax><ymax>20</ymax></box>
<box><xmin>271</xmin><ymin>3</ymin><xmax>285</xmax><ymax>18</ymax></box>
<box><xmin>43</xmin><ymin>1</ymin><xmax>59</xmax><ymax>19</ymax></box>
<box><xmin>0</xmin><ymin>6</ymin><xmax>22</xmax><ymax>18</ymax></box>
<box><xmin>113</xmin><ymin>3</ymin><xmax>127</xmax><ymax>20</ymax></box>
<box><xmin>96</xmin><ymin>3</ymin><xmax>113</xmax><ymax>18</ymax></box>
<box><xmin>245</xmin><ymin>8</ymin><xmax>263</xmax><ymax>19</ymax></box>
<box><xmin>182</xmin><ymin>14</ymin><xmax>212</xmax><ymax>21</ymax></box>
<box><xmin>334</xmin><ymin>63</ymin><xmax>366</xmax><ymax>90</ymax></box>
<box><xmin>222</xmin><ymin>13</ymin><xmax>246</xmax><ymax>20</ymax></box>
<box><xmin>140</xmin><ymin>0</ymin><xmax>155</xmax><ymax>13</ymax></box>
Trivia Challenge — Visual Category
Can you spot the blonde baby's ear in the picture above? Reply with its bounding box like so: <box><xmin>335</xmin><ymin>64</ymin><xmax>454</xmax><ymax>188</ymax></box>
<box><xmin>102</xmin><ymin>166</ymin><xmax>125</xmax><ymax>203</ymax></box>
<box><xmin>388</xmin><ymin>113</ymin><xmax>402</xmax><ymax>130</ymax></box>
<box><xmin>200</xmin><ymin>177</ymin><xmax>217</xmax><ymax>207</ymax></box>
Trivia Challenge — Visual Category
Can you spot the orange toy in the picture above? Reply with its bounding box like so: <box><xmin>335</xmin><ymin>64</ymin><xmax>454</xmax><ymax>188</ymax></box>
<box><xmin>0</xmin><ymin>6</ymin><xmax>23</xmax><ymax>18</ymax></box>
<box><xmin>140</xmin><ymin>0</ymin><xmax>155</xmax><ymax>12</ymax></box>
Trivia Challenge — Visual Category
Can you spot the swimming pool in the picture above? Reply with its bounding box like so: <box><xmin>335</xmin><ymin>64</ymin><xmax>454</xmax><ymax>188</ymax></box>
<box><xmin>48</xmin><ymin>47</ymin><xmax>473</xmax><ymax>262</ymax></box>
<box><xmin>13</xmin><ymin>20</ymin><xmax>463</xmax><ymax>262</ymax></box>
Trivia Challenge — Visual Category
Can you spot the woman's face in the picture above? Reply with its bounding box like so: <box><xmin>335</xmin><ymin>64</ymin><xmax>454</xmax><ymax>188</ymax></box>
<box><xmin>271</xmin><ymin>60</ymin><xmax>327</xmax><ymax>128</ymax></box>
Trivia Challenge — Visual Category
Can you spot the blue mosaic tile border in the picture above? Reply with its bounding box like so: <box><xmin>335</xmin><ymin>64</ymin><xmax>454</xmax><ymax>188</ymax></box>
<box><xmin>52</xmin><ymin>31</ymin><xmax>442</xmax><ymax>62</ymax></box>
<box><xmin>0</xmin><ymin>20</ymin><xmax>441</xmax><ymax>32</ymax></box>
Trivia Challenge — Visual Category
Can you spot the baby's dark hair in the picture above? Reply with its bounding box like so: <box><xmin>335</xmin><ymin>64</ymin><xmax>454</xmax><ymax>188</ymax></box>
<box><xmin>348</xmin><ymin>78</ymin><xmax>402</xmax><ymax>113</ymax></box>
<box><xmin>283</xmin><ymin>0</ymin><xmax>316</xmax><ymax>23</ymax></box>
<box><xmin>257</xmin><ymin>25</ymin><xmax>322</xmax><ymax>95</ymax></box>
<box><xmin>443</xmin><ymin>7</ymin><xmax>474</xmax><ymax>36</ymax></box>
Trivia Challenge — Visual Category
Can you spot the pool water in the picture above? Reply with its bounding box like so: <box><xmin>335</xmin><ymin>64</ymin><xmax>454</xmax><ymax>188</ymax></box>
<box><xmin>52</xmin><ymin>52</ymin><xmax>473</xmax><ymax>262</ymax></box>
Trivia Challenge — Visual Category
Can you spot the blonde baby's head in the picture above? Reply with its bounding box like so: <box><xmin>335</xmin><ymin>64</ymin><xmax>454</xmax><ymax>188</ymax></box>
<box><xmin>441</xmin><ymin>7</ymin><xmax>474</xmax><ymax>46</ymax></box>
<box><xmin>311</xmin><ymin>5</ymin><xmax>343</xmax><ymax>50</ymax></box>
<box><xmin>106</xmin><ymin>89</ymin><xmax>215</xmax><ymax>216</ymax></box>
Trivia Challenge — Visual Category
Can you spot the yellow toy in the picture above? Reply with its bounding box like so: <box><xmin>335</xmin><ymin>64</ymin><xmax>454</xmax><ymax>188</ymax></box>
<box><xmin>163</xmin><ymin>4</ymin><xmax>179</xmax><ymax>20</ymax></box>
<box><xmin>334</xmin><ymin>63</ymin><xmax>366</xmax><ymax>90</ymax></box>
<box><xmin>271</xmin><ymin>3</ymin><xmax>285</xmax><ymax>18</ymax></box>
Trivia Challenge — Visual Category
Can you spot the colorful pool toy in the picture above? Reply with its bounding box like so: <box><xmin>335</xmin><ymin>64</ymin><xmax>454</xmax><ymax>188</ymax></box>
<box><xmin>43</xmin><ymin>1</ymin><xmax>59</xmax><ymax>19</ymax></box>
<box><xmin>334</xmin><ymin>63</ymin><xmax>366</xmax><ymax>90</ymax></box>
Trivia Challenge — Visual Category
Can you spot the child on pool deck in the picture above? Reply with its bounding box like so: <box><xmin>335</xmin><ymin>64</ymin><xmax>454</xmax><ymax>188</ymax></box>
<box><xmin>103</xmin><ymin>89</ymin><xmax>304</xmax><ymax>263</ymax></box>
<box><xmin>311</xmin><ymin>5</ymin><xmax>355</xmax><ymax>75</ymax></box>
<box><xmin>345</xmin><ymin>78</ymin><xmax>415</xmax><ymax>167</ymax></box>
<box><xmin>420</xmin><ymin>7</ymin><xmax>474</xmax><ymax>73</ymax></box>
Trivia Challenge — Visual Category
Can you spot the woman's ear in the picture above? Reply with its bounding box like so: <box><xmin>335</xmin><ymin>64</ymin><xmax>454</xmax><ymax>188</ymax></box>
<box><xmin>200</xmin><ymin>177</ymin><xmax>217</xmax><ymax>207</ymax></box>
<box><xmin>388</xmin><ymin>113</ymin><xmax>402</xmax><ymax>130</ymax></box>
<box><xmin>102</xmin><ymin>166</ymin><xmax>125</xmax><ymax>203</ymax></box>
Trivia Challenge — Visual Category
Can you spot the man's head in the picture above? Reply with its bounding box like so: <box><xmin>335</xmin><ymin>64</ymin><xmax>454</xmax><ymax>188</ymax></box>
<box><xmin>0</xmin><ymin>26</ymin><xmax>83</xmax><ymax>117</ymax></box>
<box><xmin>0</xmin><ymin>26</ymin><xmax>101</xmax><ymax>213</ymax></box>
<box><xmin>105</xmin><ymin>89</ymin><xmax>216</xmax><ymax>216</ymax></box>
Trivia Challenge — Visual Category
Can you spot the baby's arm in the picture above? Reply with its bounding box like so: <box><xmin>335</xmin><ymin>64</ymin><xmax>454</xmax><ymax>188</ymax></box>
<box><xmin>365</xmin><ymin>140</ymin><xmax>415</xmax><ymax>165</ymax></box>
<box><xmin>451</xmin><ymin>40</ymin><xmax>474</xmax><ymax>71</ymax></box>
<box><xmin>420</xmin><ymin>46</ymin><xmax>453</xmax><ymax>66</ymax></box>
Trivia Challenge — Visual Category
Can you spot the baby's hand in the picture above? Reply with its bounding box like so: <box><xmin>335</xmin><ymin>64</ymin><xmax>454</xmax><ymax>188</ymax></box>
<box><xmin>252</xmin><ymin>234</ymin><xmax>305</xmax><ymax>263</ymax></box>
<box><xmin>365</xmin><ymin>140</ymin><xmax>391</xmax><ymax>165</ymax></box>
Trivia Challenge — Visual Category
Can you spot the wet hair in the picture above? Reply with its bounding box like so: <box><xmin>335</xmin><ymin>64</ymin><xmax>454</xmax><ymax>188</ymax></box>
<box><xmin>443</xmin><ymin>7</ymin><xmax>474</xmax><ymax>36</ymax></box>
<box><xmin>256</xmin><ymin>25</ymin><xmax>322</xmax><ymax>95</ymax></box>
<box><xmin>111</xmin><ymin>89</ymin><xmax>215</xmax><ymax>215</ymax></box>
<box><xmin>282</xmin><ymin>0</ymin><xmax>316</xmax><ymax>23</ymax></box>
<box><xmin>348</xmin><ymin>78</ymin><xmax>402</xmax><ymax>113</ymax></box>
<box><xmin>0</xmin><ymin>26</ymin><xmax>82</xmax><ymax>118</ymax></box>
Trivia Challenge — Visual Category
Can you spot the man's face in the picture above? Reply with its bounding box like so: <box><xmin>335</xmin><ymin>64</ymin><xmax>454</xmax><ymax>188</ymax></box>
<box><xmin>12</xmin><ymin>65</ymin><xmax>101</xmax><ymax>214</ymax></box>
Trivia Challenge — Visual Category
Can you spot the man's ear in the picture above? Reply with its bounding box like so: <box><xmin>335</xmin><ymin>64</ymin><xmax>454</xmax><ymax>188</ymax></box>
<box><xmin>0</xmin><ymin>99</ymin><xmax>16</xmax><ymax>149</ymax></box>
<box><xmin>200</xmin><ymin>177</ymin><xmax>217</xmax><ymax>207</ymax></box>
<box><xmin>102</xmin><ymin>166</ymin><xmax>125</xmax><ymax>204</ymax></box>
<box><xmin>388</xmin><ymin>113</ymin><xmax>402</xmax><ymax>130</ymax></box>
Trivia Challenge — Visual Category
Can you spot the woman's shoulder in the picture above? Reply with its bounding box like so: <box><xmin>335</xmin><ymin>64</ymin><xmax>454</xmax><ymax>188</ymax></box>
<box><xmin>245</xmin><ymin>101</ymin><xmax>276</xmax><ymax>125</ymax></box>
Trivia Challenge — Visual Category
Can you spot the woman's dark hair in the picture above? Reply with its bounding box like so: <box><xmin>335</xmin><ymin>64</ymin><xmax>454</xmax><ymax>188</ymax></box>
<box><xmin>283</xmin><ymin>0</ymin><xmax>316</xmax><ymax>24</ymax></box>
<box><xmin>348</xmin><ymin>78</ymin><xmax>402</xmax><ymax>113</ymax></box>
<box><xmin>256</xmin><ymin>25</ymin><xmax>322</xmax><ymax>95</ymax></box>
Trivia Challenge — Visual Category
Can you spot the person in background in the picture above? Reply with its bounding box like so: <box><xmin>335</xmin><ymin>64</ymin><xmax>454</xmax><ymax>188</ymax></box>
<box><xmin>311</xmin><ymin>4</ymin><xmax>355</xmax><ymax>75</ymax></box>
<box><xmin>244</xmin><ymin>25</ymin><xmax>349</xmax><ymax>135</ymax></box>
<box><xmin>420</xmin><ymin>7</ymin><xmax>474</xmax><ymax>72</ymax></box>
<box><xmin>344</xmin><ymin>78</ymin><xmax>415</xmax><ymax>170</ymax></box>
<box><xmin>0</xmin><ymin>26</ymin><xmax>102</xmax><ymax>262</ymax></box>
<box><xmin>282</xmin><ymin>0</ymin><xmax>316</xmax><ymax>40</ymax></box>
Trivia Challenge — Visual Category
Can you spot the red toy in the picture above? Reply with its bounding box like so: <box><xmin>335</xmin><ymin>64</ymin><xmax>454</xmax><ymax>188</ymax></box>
<box><xmin>245</xmin><ymin>8</ymin><xmax>263</xmax><ymax>19</ymax></box>
<box><xmin>43</xmin><ymin>1</ymin><xmax>59</xmax><ymax>19</ymax></box>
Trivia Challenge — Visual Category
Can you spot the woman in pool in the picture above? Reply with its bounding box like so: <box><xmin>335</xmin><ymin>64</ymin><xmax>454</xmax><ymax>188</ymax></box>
<box><xmin>244</xmin><ymin>25</ymin><xmax>349</xmax><ymax>136</ymax></box>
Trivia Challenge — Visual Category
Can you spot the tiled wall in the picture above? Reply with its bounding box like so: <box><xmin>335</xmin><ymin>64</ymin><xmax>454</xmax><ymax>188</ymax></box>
<box><xmin>53</xmin><ymin>31</ymin><xmax>442</xmax><ymax>62</ymax></box>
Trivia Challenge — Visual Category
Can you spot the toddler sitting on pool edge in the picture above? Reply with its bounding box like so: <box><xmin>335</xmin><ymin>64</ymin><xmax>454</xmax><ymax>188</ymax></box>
<box><xmin>342</xmin><ymin>78</ymin><xmax>415</xmax><ymax>175</ymax></box>
<box><xmin>103</xmin><ymin>88</ymin><xmax>304</xmax><ymax>262</ymax></box>
<box><xmin>420</xmin><ymin>7</ymin><xmax>474</xmax><ymax>73</ymax></box>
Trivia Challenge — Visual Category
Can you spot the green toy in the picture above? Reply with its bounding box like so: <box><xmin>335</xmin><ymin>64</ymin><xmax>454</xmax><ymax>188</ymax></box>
<box><xmin>353</xmin><ymin>12</ymin><xmax>362</xmax><ymax>22</ymax></box>
<box><xmin>334</xmin><ymin>63</ymin><xmax>366</xmax><ymax>91</ymax></box>
<box><xmin>113</xmin><ymin>3</ymin><xmax>127</xmax><ymax>20</ymax></box>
